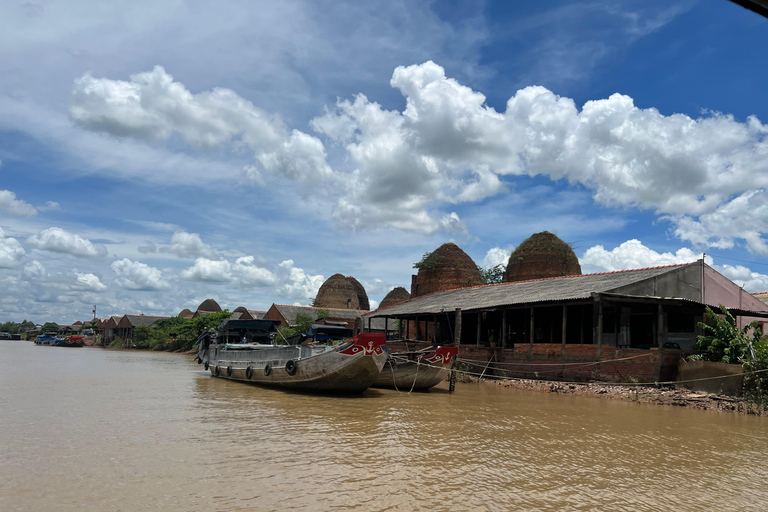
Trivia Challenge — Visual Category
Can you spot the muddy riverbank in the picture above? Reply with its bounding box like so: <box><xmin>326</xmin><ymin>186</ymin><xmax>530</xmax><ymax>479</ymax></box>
<box><xmin>490</xmin><ymin>377</ymin><xmax>768</xmax><ymax>416</ymax></box>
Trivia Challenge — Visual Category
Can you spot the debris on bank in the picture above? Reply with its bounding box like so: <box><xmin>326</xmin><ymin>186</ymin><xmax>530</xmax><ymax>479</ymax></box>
<box><xmin>491</xmin><ymin>378</ymin><xmax>767</xmax><ymax>416</ymax></box>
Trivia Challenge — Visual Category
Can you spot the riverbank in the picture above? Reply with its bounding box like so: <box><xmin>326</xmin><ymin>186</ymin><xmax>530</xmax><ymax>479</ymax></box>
<box><xmin>490</xmin><ymin>378</ymin><xmax>768</xmax><ymax>416</ymax></box>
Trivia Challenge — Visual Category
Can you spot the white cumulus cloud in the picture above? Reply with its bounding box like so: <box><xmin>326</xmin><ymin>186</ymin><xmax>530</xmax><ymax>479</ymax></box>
<box><xmin>70</xmin><ymin>66</ymin><xmax>331</xmax><ymax>186</ymax></box>
<box><xmin>75</xmin><ymin>272</ymin><xmax>108</xmax><ymax>292</ymax></box>
<box><xmin>312</xmin><ymin>61</ymin><xmax>768</xmax><ymax>244</ymax></box>
<box><xmin>0</xmin><ymin>228</ymin><xmax>26</xmax><ymax>268</ymax></box>
<box><xmin>159</xmin><ymin>231</ymin><xmax>216</xmax><ymax>259</ymax></box>
<box><xmin>180</xmin><ymin>258</ymin><xmax>232</xmax><ymax>283</ymax></box>
<box><xmin>580</xmin><ymin>239</ymin><xmax>707</xmax><ymax>273</ymax></box>
<box><xmin>27</xmin><ymin>227</ymin><xmax>106</xmax><ymax>258</ymax></box>
<box><xmin>482</xmin><ymin>246</ymin><xmax>514</xmax><ymax>269</ymax></box>
<box><xmin>277</xmin><ymin>259</ymin><xmax>324</xmax><ymax>303</ymax></box>
<box><xmin>111</xmin><ymin>258</ymin><xmax>170</xmax><ymax>290</ymax></box>
<box><xmin>232</xmin><ymin>256</ymin><xmax>278</xmax><ymax>287</ymax></box>
<box><xmin>0</xmin><ymin>190</ymin><xmax>37</xmax><ymax>216</ymax></box>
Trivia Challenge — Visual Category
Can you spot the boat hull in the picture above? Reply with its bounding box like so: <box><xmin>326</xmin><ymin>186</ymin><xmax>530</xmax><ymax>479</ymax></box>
<box><xmin>373</xmin><ymin>346</ymin><xmax>458</xmax><ymax>390</ymax></box>
<box><xmin>200</xmin><ymin>333</ymin><xmax>387</xmax><ymax>393</ymax></box>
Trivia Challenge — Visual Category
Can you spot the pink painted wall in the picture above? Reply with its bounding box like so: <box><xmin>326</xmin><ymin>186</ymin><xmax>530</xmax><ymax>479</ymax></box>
<box><xmin>704</xmin><ymin>265</ymin><xmax>768</xmax><ymax>327</ymax></box>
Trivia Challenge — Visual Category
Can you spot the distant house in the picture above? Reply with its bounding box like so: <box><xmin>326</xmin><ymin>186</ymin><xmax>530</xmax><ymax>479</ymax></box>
<box><xmin>115</xmin><ymin>314</ymin><xmax>170</xmax><ymax>341</ymax></box>
<box><xmin>263</xmin><ymin>304</ymin><xmax>393</xmax><ymax>336</ymax></box>
<box><xmin>230</xmin><ymin>306</ymin><xmax>266</xmax><ymax>320</ymax></box>
<box><xmin>102</xmin><ymin>316</ymin><xmax>122</xmax><ymax>341</ymax></box>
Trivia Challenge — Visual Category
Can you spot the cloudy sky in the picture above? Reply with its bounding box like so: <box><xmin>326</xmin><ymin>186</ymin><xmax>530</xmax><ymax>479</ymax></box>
<box><xmin>2</xmin><ymin>0</ymin><xmax>768</xmax><ymax>324</ymax></box>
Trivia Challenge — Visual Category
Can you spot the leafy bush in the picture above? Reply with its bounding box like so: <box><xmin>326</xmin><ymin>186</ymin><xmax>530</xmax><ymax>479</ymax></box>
<box><xmin>695</xmin><ymin>305</ymin><xmax>761</xmax><ymax>364</ymax></box>
<box><xmin>108</xmin><ymin>336</ymin><xmax>127</xmax><ymax>349</ymax></box>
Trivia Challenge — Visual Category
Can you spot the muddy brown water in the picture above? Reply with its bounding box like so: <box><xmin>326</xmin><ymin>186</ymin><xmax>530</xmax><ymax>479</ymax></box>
<box><xmin>1</xmin><ymin>340</ymin><xmax>767</xmax><ymax>512</ymax></box>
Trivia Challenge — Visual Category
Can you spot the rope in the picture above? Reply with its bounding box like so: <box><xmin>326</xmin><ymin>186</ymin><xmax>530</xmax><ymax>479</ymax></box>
<box><xmin>449</xmin><ymin>358</ymin><xmax>768</xmax><ymax>388</ymax></box>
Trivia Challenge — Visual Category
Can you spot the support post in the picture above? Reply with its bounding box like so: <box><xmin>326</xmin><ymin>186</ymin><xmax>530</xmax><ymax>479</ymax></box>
<box><xmin>596</xmin><ymin>301</ymin><xmax>604</xmax><ymax>357</ymax></box>
<box><xmin>476</xmin><ymin>313</ymin><xmax>482</xmax><ymax>346</ymax></box>
<box><xmin>501</xmin><ymin>310</ymin><xmax>507</xmax><ymax>349</ymax></box>
<box><xmin>384</xmin><ymin>317</ymin><xmax>388</xmax><ymax>340</ymax></box>
<box><xmin>655</xmin><ymin>304</ymin><xmax>665</xmax><ymax>384</ymax></box>
<box><xmin>529</xmin><ymin>307</ymin><xmax>535</xmax><ymax>355</ymax></box>
<box><xmin>561</xmin><ymin>305</ymin><xmax>568</xmax><ymax>356</ymax></box>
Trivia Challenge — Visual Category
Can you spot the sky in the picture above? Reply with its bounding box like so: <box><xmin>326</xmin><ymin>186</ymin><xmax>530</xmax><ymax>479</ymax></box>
<box><xmin>2</xmin><ymin>0</ymin><xmax>768</xmax><ymax>324</ymax></box>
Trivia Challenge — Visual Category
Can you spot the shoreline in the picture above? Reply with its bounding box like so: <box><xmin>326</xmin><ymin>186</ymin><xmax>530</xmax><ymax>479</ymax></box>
<box><xmin>488</xmin><ymin>378</ymin><xmax>768</xmax><ymax>416</ymax></box>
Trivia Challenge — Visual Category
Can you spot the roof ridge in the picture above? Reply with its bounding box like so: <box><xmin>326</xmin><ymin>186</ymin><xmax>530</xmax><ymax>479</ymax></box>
<box><xmin>273</xmin><ymin>303</ymin><xmax>368</xmax><ymax>312</ymax></box>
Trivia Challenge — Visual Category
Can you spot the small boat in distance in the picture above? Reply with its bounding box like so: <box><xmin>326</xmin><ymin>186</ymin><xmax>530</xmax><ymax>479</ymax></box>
<box><xmin>55</xmin><ymin>336</ymin><xmax>84</xmax><ymax>347</ymax></box>
<box><xmin>373</xmin><ymin>345</ymin><xmax>458</xmax><ymax>391</ymax></box>
<box><xmin>35</xmin><ymin>334</ymin><xmax>60</xmax><ymax>346</ymax></box>
<box><xmin>196</xmin><ymin>332</ymin><xmax>388</xmax><ymax>393</ymax></box>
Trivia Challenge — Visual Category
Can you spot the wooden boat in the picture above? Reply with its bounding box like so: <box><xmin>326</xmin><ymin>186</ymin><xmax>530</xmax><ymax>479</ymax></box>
<box><xmin>373</xmin><ymin>345</ymin><xmax>458</xmax><ymax>391</ymax></box>
<box><xmin>196</xmin><ymin>332</ymin><xmax>388</xmax><ymax>393</ymax></box>
<box><xmin>35</xmin><ymin>334</ymin><xmax>61</xmax><ymax>346</ymax></box>
<box><xmin>55</xmin><ymin>336</ymin><xmax>84</xmax><ymax>347</ymax></box>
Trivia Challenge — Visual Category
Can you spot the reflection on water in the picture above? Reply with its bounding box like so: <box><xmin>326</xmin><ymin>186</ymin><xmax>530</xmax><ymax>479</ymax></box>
<box><xmin>1</xmin><ymin>340</ymin><xmax>767</xmax><ymax>511</ymax></box>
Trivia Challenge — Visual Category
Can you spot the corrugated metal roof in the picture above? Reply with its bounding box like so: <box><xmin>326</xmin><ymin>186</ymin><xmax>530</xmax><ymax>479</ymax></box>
<box><xmin>365</xmin><ymin>264</ymin><xmax>688</xmax><ymax>318</ymax></box>
<box><xmin>123</xmin><ymin>315</ymin><xmax>170</xmax><ymax>327</ymax></box>
<box><xmin>273</xmin><ymin>304</ymin><xmax>366</xmax><ymax>326</ymax></box>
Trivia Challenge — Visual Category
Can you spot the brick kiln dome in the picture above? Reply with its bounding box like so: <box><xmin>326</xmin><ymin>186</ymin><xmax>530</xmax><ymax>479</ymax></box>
<box><xmin>346</xmin><ymin>276</ymin><xmax>370</xmax><ymax>311</ymax></box>
<box><xmin>178</xmin><ymin>308</ymin><xmax>194</xmax><ymax>319</ymax></box>
<box><xmin>379</xmin><ymin>287</ymin><xmax>411</xmax><ymax>309</ymax></box>
<box><xmin>412</xmin><ymin>243</ymin><xmax>483</xmax><ymax>297</ymax></box>
<box><xmin>503</xmin><ymin>231</ymin><xmax>581</xmax><ymax>283</ymax></box>
<box><xmin>196</xmin><ymin>298</ymin><xmax>222</xmax><ymax>312</ymax></box>
<box><xmin>314</xmin><ymin>274</ymin><xmax>365</xmax><ymax>309</ymax></box>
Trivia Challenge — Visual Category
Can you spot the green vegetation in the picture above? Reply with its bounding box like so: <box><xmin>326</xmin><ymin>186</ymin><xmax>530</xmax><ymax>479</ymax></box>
<box><xmin>0</xmin><ymin>320</ymin><xmax>35</xmax><ymax>334</ymax></box>
<box><xmin>41</xmin><ymin>322</ymin><xmax>60</xmax><ymax>334</ymax></box>
<box><xmin>413</xmin><ymin>251</ymin><xmax>443</xmax><ymax>271</ymax></box>
<box><xmin>478</xmin><ymin>264</ymin><xmax>504</xmax><ymax>284</ymax></box>
<box><xmin>694</xmin><ymin>306</ymin><xmax>761</xmax><ymax>364</ymax></box>
<box><xmin>121</xmin><ymin>310</ymin><xmax>232</xmax><ymax>352</ymax></box>
<box><xmin>694</xmin><ymin>305</ymin><xmax>768</xmax><ymax>405</ymax></box>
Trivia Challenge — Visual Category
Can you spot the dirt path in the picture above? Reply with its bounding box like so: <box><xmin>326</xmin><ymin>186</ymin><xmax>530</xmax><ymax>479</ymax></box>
<box><xmin>490</xmin><ymin>378</ymin><xmax>767</xmax><ymax>416</ymax></box>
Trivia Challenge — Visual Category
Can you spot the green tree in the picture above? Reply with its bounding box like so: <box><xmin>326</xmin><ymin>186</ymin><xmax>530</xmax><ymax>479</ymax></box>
<box><xmin>478</xmin><ymin>264</ymin><xmax>505</xmax><ymax>284</ymax></box>
<box><xmin>41</xmin><ymin>322</ymin><xmax>60</xmax><ymax>334</ymax></box>
<box><xmin>695</xmin><ymin>305</ymin><xmax>761</xmax><ymax>364</ymax></box>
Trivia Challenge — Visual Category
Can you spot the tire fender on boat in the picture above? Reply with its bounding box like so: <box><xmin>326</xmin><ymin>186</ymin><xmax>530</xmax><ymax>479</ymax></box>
<box><xmin>285</xmin><ymin>359</ymin><xmax>298</xmax><ymax>376</ymax></box>
<box><xmin>245</xmin><ymin>366</ymin><xmax>253</xmax><ymax>380</ymax></box>
<box><xmin>264</xmin><ymin>364</ymin><xmax>272</xmax><ymax>377</ymax></box>
<box><xmin>214</xmin><ymin>365</ymin><xmax>220</xmax><ymax>377</ymax></box>
<box><xmin>226</xmin><ymin>365</ymin><xmax>233</xmax><ymax>377</ymax></box>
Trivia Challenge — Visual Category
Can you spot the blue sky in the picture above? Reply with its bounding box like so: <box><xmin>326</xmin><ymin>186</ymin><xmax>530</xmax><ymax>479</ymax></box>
<box><xmin>2</xmin><ymin>0</ymin><xmax>768</xmax><ymax>324</ymax></box>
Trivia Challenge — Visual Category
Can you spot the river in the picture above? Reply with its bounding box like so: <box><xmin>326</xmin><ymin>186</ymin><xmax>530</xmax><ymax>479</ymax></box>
<box><xmin>1</xmin><ymin>340</ymin><xmax>766</xmax><ymax>511</ymax></box>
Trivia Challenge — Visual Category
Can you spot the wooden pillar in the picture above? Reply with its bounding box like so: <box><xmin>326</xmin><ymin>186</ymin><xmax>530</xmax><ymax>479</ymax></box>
<box><xmin>596</xmin><ymin>301</ymin><xmax>604</xmax><ymax>358</ymax></box>
<box><xmin>529</xmin><ymin>307</ymin><xmax>534</xmax><ymax>355</ymax></box>
<box><xmin>561</xmin><ymin>305</ymin><xmax>567</xmax><ymax>356</ymax></box>
<box><xmin>655</xmin><ymin>304</ymin><xmax>665</xmax><ymax>383</ymax></box>
<box><xmin>476</xmin><ymin>313</ymin><xmax>482</xmax><ymax>346</ymax></box>
<box><xmin>384</xmin><ymin>317</ymin><xmax>388</xmax><ymax>340</ymax></box>
<box><xmin>501</xmin><ymin>310</ymin><xmax>507</xmax><ymax>349</ymax></box>
<box><xmin>367</xmin><ymin>317</ymin><xmax>371</xmax><ymax>332</ymax></box>
<box><xmin>454</xmin><ymin>308</ymin><xmax>462</xmax><ymax>346</ymax></box>
<box><xmin>415</xmin><ymin>315</ymin><xmax>419</xmax><ymax>341</ymax></box>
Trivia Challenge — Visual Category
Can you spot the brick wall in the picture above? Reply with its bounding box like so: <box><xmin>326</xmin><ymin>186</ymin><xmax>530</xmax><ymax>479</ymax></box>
<box><xmin>455</xmin><ymin>343</ymin><xmax>681</xmax><ymax>383</ymax></box>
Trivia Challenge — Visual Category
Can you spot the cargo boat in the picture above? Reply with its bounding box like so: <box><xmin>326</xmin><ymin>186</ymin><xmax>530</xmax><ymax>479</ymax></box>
<box><xmin>196</xmin><ymin>332</ymin><xmax>388</xmax><ymax>393</ymax></box>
